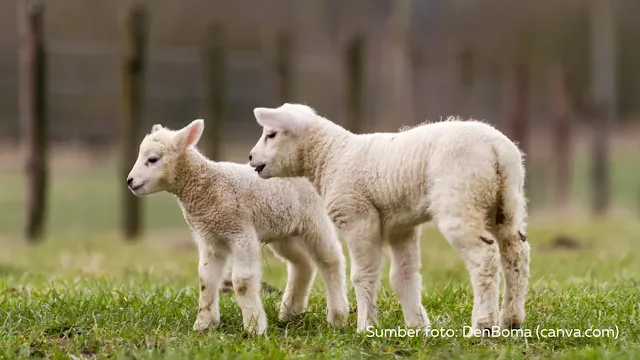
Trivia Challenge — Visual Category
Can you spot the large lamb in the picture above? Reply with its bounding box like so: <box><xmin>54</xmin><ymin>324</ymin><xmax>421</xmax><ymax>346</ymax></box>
<box><xmin>126</xmin><ymin>119</ymin><xmax>349</xmax><ymax>335</ymax></box>
<box><xmin>248</xmin><ymin>103</ymin><xmax>531</xmax><ymax>333</ymax></box>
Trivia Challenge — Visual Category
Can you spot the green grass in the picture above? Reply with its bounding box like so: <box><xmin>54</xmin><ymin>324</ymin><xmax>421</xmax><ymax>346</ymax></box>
<box><xmin>1</xmin><ymin>220</ymin><xmax>639</xmax><ymax>359</ymax></box>
<box><xmin>0</xmin><ymin>152</ymin><xmax>639</xmax><ymax>359</ymax></box>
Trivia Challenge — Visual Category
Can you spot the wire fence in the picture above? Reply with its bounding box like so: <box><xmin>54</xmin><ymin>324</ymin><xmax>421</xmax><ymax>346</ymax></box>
<box><xmin>0</xmin><ymin>0</ymin><xmax>639</xmax><ymax>146</ymax></box>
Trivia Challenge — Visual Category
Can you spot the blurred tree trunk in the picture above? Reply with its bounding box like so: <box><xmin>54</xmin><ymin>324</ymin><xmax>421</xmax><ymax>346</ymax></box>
<box><xmin>202</xmin><ymin>24</ymin><xmax>225</xmax><ymax>161</ymax></box>
<box><xmin>344</xmin><ymin>35</ymin><xmax>365</xmax><ymax>133</ymax></box>
<box><xmin>380</xmin><ymin>0</ymin><xmax>413</xmax><ymax>130</ymax></box>
<box><xmin>274</xmin><ymin>29</ymin><xmax>294</xmax><ymax>104</ymax></box>
<box><xmin>294</xmin><ymin>0</ymin><xmax>334</xmax><ymax>115</ymax></box>
<box><xmin>18</xmin><ymin>0</ymin><xmax>48</xmax><ymax>242</ymax></box>
<box><xmin>505</xmin><ymin>60</ymin><xmax>531</xmax><ymax>200</ymax></box>
<box><xmin>589</xmin><ymin>0</ymin><xmax>616</xmax><ymax>215</ymax></box>
<box><xmin>119</xmin><ymin>3</ymin><xmax>147</xmax><ymax>241</ymax></box>
<box><xmin>295</xmin><ymin>0</ymin><xmax>327</xmax><ymax>50</ymax></box>
<box><xmin>551</xmin><ymin>65</ymin><xmax>573</xmax><ymax>212</ymax></box>
<box><xmin>506</xmin><ymin>62</ymin><xmax>530</xmax><ymax>165</ymax></box>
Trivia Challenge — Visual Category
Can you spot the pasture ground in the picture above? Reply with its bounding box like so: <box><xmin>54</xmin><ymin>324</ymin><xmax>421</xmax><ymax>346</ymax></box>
<box><xmin>0</xmin><ymin>143</ymin><xmax>639</xmax><ymax>359</ymax></box>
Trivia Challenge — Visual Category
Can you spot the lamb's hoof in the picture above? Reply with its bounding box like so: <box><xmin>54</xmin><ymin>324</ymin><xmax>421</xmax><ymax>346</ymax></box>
<box><xmin>356</xmin><ymin>319</ymin><xmax>377</xmax><ymax>333</ymax></box>
<box><xmin>242</xmin><ymin>312</ymin><xmax>268</xmax><ymax>336</ymax></box>
<box><xmin>482</xmin><ymin>327</ymin><xmax>493</xmax><ymax>337</ymax></box>
<box><xmin>193</xmin><ymin>317</ymin><xmax>218</xmax><ymax>332</ymax></box>
<box><xmin>499</xmin><ymin>316</ymin><xmax>524</xmax><ymax>330</ymax></box>
<box><xmin>243</xmin><ymin>325</ymin><xmax>266</xmax><ymax>337</ymax></box>
<box><xmin>499</xmin><ymin>308</ymin><xmax>524</xmax><ymax>330</ymax></box>
<box><xmin>467</xmin><ymin>321</ymin><xmax>498</xmax><ymax>338</ymax></box>
<box><xmin>472</xmin><ymin>315</ymin><xmax>499</xmax><ymax>336</ymax></box>
<box><xmin>328</xmin><ymin>310</ymin><xmax>349</xmax><ymax>328</ymax></box>
<box><xmin>466</xmin><ymin>327</ymin><xmax>491</xmax><ymax>338</ymax></box>
<box><xmin>405</xmin><ymin>317</ymin><xmax>431</xmax><ymax>331</ymax></box>
<box><xmin>277</xmin><ymin>312</ymin><xmax>303</xmax><ymax>326</ymax></box>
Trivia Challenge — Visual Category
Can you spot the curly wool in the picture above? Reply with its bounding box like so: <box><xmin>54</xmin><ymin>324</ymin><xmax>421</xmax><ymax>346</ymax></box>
<box><xmin>249</xmin><ymin>103</ymin><xmax>531</xmax><ymax>333</ymax></box>
<box><xmin>127</xmin><ymin>120</ymin><xmax>349</xmax><ymax>335</ymax></box>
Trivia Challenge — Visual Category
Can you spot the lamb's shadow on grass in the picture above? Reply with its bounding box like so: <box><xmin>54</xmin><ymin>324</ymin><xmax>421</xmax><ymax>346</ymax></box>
<box><xmin>19</xmin><ymin>324</ymin><xmax>98</xmax><ymax>358</ymax></box>
<box><xmin>0</xmin><ymin>263</ymin><xmax>24</xmax><ymax>276</ymax></box>
<box><xmin>543</xmin><ymin>234</ymin><xmax>585</xmax><ymax>251</ymax></box>
<box><xmin>210</xmin><ymin>292</ymin><xmax>353</xmax><ymax>338</ymax></box>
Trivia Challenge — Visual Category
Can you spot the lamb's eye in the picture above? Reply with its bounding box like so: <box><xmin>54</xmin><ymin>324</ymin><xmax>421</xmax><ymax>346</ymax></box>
<box><xmin>148</xmin><ymin>157</ymin><xmax>159</xmax><ymax>164</ymax></box>
<box><xmin>266</xmin><ymin>132</ymin><xmax>277</xmax><ymax>139</ymax></box>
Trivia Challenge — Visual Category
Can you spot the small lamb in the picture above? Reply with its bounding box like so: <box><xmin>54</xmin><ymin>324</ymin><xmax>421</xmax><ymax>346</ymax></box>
<box><xmin>248</xmin><ymin>103</ymin><xmax>531</xmax><ymax>333</ymax></box>
<box><xmin>126</xmin><ymin>119</ymin><xmax>349</xmax><ymax>335</ymax></box>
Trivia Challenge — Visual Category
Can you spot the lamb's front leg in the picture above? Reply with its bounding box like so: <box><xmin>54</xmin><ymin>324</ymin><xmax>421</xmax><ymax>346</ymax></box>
<box><xmin>231</xmin><ymin>233</ymin><xmax>267</xmax><ymax>335</ymax></box>
<box><xmin>193</xmin><ymin>241</ymin><xmax>230</xmax><ymax>332</ymax></box>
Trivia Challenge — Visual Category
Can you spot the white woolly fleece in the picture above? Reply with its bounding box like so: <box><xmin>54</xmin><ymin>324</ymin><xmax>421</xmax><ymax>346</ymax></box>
<box><xmin>127</xmin><ymin>119</ymin><xmax>349</xmax><ymax>335</ymax></box>
<box><xmin>249</xmin><ymin>103</ymin><xmax>531</xmax><ymax>333</ymax></box>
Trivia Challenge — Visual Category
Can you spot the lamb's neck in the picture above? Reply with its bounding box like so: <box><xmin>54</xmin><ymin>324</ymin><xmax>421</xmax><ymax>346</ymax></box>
<box><xmin>171</xmin><ymin>149</ymin><xmax>216</xmax><ymax>205</ymax></box>
<box><xmin>303</xmin><ymin>121</ymin><xmax>353</xmax><ymax>196</ymax></box>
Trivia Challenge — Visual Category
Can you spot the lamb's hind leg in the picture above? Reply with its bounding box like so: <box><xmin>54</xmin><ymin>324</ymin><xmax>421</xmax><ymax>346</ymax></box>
<box><xmin>437</xmin><ymin>215</ymin><xmax>501</xmax><ymax>332</ymax></box>
<box><xmin>301</xmin><ymin>220</ymin><xmax>349</xmax><ymax>327</ymax></box>
<box><xmin>388</xmin><ymin>226</ymin><xmax>430</xmax><ymax>329</ymax></box>
<box><xmin>494</xmin><ymin>226</ymin><xmax>530</xmax><ymax>329</ymax></box>
<box><xmin>194</xmin><ymin>240</ymin><xmax>229</xmax><ymax>331</ymax></box>
<box><xmin>267</xmin><ymin>237</ymin><xmax>316</xmax><ymax>322</ymax></box>
<box><xmin>230</xmin><ymin>232</ymin><xmax>267</xmax><ymax>335</ymax></box>
<box><xmin>342</xmin><ymin>215</ymin><xmax>384</xmax><ymax>332</ymax></box>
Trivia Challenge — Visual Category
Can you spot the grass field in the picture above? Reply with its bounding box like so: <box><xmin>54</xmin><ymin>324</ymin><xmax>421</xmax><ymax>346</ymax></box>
<box><xmin>1</xmin><ymin>148</ymin><xmax>639</xmax><ymax>359</ymax></box>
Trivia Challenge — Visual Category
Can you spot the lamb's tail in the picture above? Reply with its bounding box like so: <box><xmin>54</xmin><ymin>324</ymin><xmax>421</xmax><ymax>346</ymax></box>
<box><xmin>494</xmin><ymin>138</ymin><xmax>528</xmax><ymax>241</ymax></box>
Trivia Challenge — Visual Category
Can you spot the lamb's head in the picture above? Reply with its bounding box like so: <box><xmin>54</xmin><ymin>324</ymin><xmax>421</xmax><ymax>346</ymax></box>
<box><xmin>249</xmin><ymin>103</ymin><xmax>317</xmax><ymax>179</ymax></box>
<box><xmin>127</xmin><ymin>119</ymin><xmax>204</xmax><ymax>196</ymax></box>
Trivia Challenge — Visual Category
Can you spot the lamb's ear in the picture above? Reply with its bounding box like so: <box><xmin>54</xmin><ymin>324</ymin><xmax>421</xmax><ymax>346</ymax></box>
<box><xmin>150</xmin><ymin>124</ymin><xmax>163</xmax><ymax>133</ymax></box>
<box><xmin>175</xmin><ymin>119</ymin><xmax>205</xmax><ymax>149</ymax></box>
<box><xmin>253</xmin><ymin>107</ymin><xmax>308</xmax><ymax>134</ymax></box>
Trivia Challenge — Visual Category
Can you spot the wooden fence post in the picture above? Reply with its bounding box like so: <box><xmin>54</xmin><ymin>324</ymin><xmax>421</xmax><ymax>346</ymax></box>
<box><xmin>202</xmin><ymin>24</ymin><xmax>225</xmax><ymax>161</ymax></box>
<box><xmin>344</xmin><ymin>35</ymin><xmax>365</xmax><ymax>133</ymax></box>
<box><xmin>589</xmin><ymin>0</ymin><xmax>616</xmax><ymax>215</ymax></box>
<box><xmin>507</xmin><ymin>63</ymin><xmax>530</xmax><ymax>163</ymax></box>
<box><xmin>18</xmin><ymin>0</ymin><xmax>48</xmax><ymax>242</ymax></box>
<box><xmin>381</xmin><ymin>0</ymin><xmax>413</xmax><ymax>129</ymax></box>
<box><xmin>551</xmin><ymin>65</ymin><xmax>572</xmax><ymax>211</ymax></box>
<box><xmin>120</xmin><ymin>3</ymin><xmax>147</xmax><ymax>241</ymax></box>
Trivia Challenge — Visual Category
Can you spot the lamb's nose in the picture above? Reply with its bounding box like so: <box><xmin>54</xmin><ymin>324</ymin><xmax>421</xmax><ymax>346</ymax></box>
<box><xmin>127</xmin><ymin>177</ymin><xmax>133</xmax><ymax>186</ymax></box>
<box><xmin>249</xmin><ymin>154</ymin><xmax>252</xmax><ymax>161</ymax></box>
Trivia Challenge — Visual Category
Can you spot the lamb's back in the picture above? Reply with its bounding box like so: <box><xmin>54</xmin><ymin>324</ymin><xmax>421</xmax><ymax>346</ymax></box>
<box><xmin>216</xmin><ymin>162</ymin><xmax>323</xmax><ymax>239</ymax></box>
<box><xmin>322</xmin><ymin>120</ymin><xmax>510</xmax><ymax>227</ymax></box>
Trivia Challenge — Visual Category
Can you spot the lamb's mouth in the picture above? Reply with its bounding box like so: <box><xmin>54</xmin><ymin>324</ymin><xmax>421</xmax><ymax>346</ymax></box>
<box><xmin>254</xmin><ymin>164</ymin><xmax>266</xmax><ymax>173</ymax></box>
<box><xmin>130</xmin><ymin>183</ymin><xmax>145</xmax><ymax>192</ymax></box>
